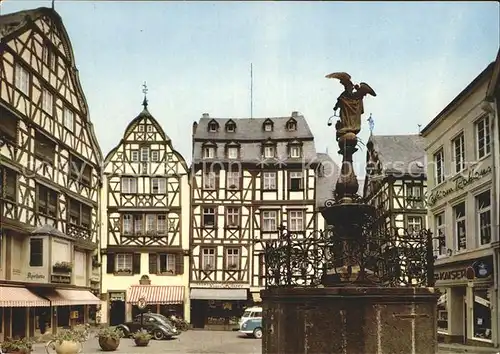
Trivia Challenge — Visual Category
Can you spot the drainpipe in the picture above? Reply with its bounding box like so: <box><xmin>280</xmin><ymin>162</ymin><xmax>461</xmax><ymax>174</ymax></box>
<box><xmin>482</xmin><ymin>99</ymin><xmax>499</xmax><ymax>347</ymax></box>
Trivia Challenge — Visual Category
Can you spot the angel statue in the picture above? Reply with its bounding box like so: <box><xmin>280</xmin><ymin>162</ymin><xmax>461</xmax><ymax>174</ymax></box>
<box><xmin>326</xmin><ymin>72</ymin><xmax>376</xmax><ymax>136</ymax></box>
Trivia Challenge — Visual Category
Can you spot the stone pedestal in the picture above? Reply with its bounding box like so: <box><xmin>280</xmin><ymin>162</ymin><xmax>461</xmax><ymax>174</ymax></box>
<box><xmin>261</xmin><ymin>287</ymin><xmax>438</xmax><ymax>354</ymax></box>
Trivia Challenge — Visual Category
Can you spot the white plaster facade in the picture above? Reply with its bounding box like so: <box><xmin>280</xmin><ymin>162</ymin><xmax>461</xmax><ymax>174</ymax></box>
<box><xmin>422</xmin><ymin>62</ymin><xmax>498</xmax><ymax>347</ymax></box>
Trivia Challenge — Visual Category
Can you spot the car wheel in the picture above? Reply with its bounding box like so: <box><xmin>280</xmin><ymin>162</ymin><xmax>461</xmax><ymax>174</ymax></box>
<box><xmin>253</xmin><ymin>327</ymin><xmax>263</xmax><ymax>339</ymax></box>
<box><xmin>153</xmin><ymin>329</ymin><xmax>165</xmax><ymax>340</ymax></box>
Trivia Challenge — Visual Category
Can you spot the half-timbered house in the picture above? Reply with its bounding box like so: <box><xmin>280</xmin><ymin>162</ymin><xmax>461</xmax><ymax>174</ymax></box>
<box><xmin>100</xmin><ymin>98</ymin><xmax>191</xmax><ymax>326</ymax></box>
<box><xmin>189</xmin><ymin>112</ymin><xmax>325</xmax><ymax>329</ymax></box>
<box><xmin>363</xmin><ymin>134</ymin><xmax>427</xmax><ymax>233</ymax></box>
<box><xmin>0</xmin><ymin>7</ymin><xmax>102</xmax><ymax>339</ymax></box>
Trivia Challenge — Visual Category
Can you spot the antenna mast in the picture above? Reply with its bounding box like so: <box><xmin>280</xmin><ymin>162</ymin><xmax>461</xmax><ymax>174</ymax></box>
<box><xmin>250</xmin><ymin>63</ymin><xmax>253</xmax><ymax>119</ymax></box>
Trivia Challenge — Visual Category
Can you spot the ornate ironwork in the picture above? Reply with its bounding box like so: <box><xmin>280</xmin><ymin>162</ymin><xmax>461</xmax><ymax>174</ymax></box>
<box><xmin>262</xmin><ymin>223</ymin><xmax>434</xmax><ymax>289</ymax></box>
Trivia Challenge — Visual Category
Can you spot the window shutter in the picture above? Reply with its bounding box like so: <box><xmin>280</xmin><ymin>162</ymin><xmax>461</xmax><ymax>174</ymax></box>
<box><xmin>132</xmin><ymin>253</ymin><xmax>141</xmax><ymax>274</ymax></box>
<box><xmin>175</xmin><ymin>253</ymin><xmax>184</xmax><ymax>275</ymax></box>
<box><xmin>149</xmin><ymin>253</ymin><xmax>158</xmax><ymax>274</ymax></box>
<box><xmin>106</xmin><ymin>253</ymin><xmax>115</xmax><ymax>274</ymax></box>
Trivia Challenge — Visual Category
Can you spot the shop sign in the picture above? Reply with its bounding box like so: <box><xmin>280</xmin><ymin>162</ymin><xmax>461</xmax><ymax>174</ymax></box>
<box><xmin>51</xmin><ymin>274</ymin><xmax>71</xmax><ymax>284</ymax></box>
<box><xmin>26</xmin><ymin>272</ymin><xmax>45</xmax><ymax>281</ymax></box>
<box><xmin>428</xmin><ymin>166</ymin><xmax>492</xmax><ymax>206</ymax></box>
<box><xmin>191</xmin><ymin>282</ymin><xmax>246</xmax><ymax>289</ymax></box>
<box><xmin>109</xmin><ymin>292</ymin><xmax>125</xmax><ymax>301</ymax></box>
<box><xmin>435</xmin><ymin>257</ymin><xmax>494</xmax><ymax>283</ymax></box>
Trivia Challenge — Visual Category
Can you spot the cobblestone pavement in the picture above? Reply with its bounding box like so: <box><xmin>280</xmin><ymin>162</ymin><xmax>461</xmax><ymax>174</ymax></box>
<box><xmin>33</xmin><ymin>330</ymin><xmax>461</xmax><ymax>354</ymax></box>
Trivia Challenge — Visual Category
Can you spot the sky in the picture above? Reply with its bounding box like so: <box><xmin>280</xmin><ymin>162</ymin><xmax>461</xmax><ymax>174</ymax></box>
<box><xmin>1</xmin><ymin>1</ymin><xmax>499</xmax><ymax>177</ymax></box>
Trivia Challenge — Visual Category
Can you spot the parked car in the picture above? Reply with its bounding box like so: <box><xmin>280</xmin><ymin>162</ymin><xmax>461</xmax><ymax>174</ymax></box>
<box><xmin>239</xmin><ymin>306</ymin><xmax>263</xmax><ymax>339</ymax></box>
<box><xmin>115</xmin><ymin>313</ymin><xmax>178</xmax><ymax>340</ymax></box>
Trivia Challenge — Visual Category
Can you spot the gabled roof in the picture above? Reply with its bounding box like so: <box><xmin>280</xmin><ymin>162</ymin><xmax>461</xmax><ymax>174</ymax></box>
<box><xmin>0</xmin><ymin>7</ymin><xmax>103</xmax><ymax>163</ymax></box>
<box><xmin>486</xmin><ymin>48</ymin><xmax>500</xmax><ymax>100</ymax></box>
<box><xmin>193</xmin><ymin>113</ymin><xmax>314</xmax><ymax>141</ymax></box>
<box><xmin>366</xmin><ymin>134</ymin><xmax>426</xmax><ymax>177</ymax></box>
<box><xmin>421</xmin><ymin>62</ymin><xmax>495</xmax><ymax>136</ymax></box>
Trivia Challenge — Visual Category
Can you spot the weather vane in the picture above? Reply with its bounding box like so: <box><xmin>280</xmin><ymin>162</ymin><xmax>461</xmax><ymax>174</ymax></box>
<box><xmin>142</xmin><ymin>81</ymin><xmax>148</xmax><ymax>109</ymax></box>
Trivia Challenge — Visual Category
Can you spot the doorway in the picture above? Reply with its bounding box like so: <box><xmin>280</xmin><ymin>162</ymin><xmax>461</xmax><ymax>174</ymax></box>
<box><xmin>109</xmin><ymin>300</ymin><xmax>125</xmax><ymax>326</ymax></box>
<box><xmin>191</xmin><ymin>300</ymin><xmax>207</xmax><ymax>329</ymax></box>
<box><xmin>11</xmin><ymin>308</ymin><xmax>26</xmax><ymax>338</ymax></box>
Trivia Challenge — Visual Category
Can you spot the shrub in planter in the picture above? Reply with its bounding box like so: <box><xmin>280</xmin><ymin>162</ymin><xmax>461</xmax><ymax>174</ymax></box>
<box><xmin>1</xmin><ymin>337</ymin><xmax>33</xmax><ymax>354</ymax></box>
<box><xmin>132</xmin><ymin>329</ymin><xmax>152</xmax><ymax>347</ymax></box>
<box><xmin>96</xmin><ymin>327</ymin><xmax>123</xmax><ymax>351</ymax></box>
<box><xmin>46</xmin><ymin>325</ymin><xmax>88</xmax><ymax>354</ymax></box>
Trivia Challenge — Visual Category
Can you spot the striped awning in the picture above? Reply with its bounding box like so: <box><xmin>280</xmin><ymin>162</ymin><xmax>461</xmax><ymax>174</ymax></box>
<box><xmin>127</xmin><ymin>285</ymin><xmax>184</xmax><ymax>305</ymax></box>
<box><xmin>0</xmin><ymin>286</ymin><xmax>50</xmax><ymax>307</ymax></box>
<box><xmin>45</xmin><ymin>289</ymin><xmax>101</xmax><ymax>306</ymax></box>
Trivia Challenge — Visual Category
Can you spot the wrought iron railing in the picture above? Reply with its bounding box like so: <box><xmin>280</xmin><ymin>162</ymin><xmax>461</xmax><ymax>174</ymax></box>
<box><xmin>262</xmin><ymin>226</ymin><xmax>434</xmax><ymax>288</ymax></box>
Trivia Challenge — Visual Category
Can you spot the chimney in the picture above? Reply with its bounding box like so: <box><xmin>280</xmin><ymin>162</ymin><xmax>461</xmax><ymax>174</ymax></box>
<box><xmin>291</xmin><ymin>111</ymin><xmax>299</xmax><ymax>117</ymax></box>
<box><xmin>202</xmin><ymin>113</ymin><xmax>210</xmax><ymax>118</ymax></box>
<box><xmin>192</xmin><ymin>122</ymin><xmax>198</xmax><ymax>135</ymax></box>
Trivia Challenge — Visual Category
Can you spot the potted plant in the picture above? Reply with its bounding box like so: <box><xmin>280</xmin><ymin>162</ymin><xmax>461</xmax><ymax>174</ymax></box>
<box><xmin>1</xmin><ymin>337</ymin><xmax>33</xmax><ymax>354</ymax></box>
<box><xmin>45</xmin><ymin>325</ymin><xmax>88</xmax><ymax>354</ymax></box>
<box><xmin>132</xmin><ymin>329</ymin><xmax>151</xmax><ymax>347</ymax></box>
<box><xmin>52</xmin><ymin>261</ymin><xmax>72</xmax><ymax>273</ymax></box>
<box><xmin>96</xmin><ymin>327</ymin><xmax>123</xmax><ymax>351</ymax></box>
<box><xmin>139</xmin><ymin>274</ymin><xmax>151</xmax><ymax>285</ymax></box>
<box><xmin>204</xmin><ymin>264</ymin><xmax>213</xmax><ymax>271</ymax></box>
<box><xmin>115</xmin><ymin>268</ymin><xmax>132</xmax><ymax>275</ymax></box>
<box><xmin>228</xmin><ymin>263</ymin><xmax>238</xmax><ymax>270</ymax></box>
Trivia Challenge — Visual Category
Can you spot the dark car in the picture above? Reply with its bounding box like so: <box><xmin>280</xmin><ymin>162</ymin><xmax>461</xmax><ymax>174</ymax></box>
<box><xmin>115</xmin><ymin>313</ymin><xmax>178</xmax><ymax>340</ymax></box>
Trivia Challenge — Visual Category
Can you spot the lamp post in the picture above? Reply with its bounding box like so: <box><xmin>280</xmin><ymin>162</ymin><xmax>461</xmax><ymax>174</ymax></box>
<box><xmin>137</xmin><ymin>296</ymin><xmax>147</xmax><ymax>328</ymax></box>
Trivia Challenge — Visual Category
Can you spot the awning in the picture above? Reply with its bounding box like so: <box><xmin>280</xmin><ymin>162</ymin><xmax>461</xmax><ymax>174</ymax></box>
<box><xmin>45</xmin><ymin>289</ymin><xmax>101</xmax><ymax>306</ymax></box>
<box><xmin>127</xmin><ymin>285</ymin><xmax>184</xmax><ymax>305</ymax></box>
<box><xmin>0</xmin><ymin>286</ymin><xmax>50</xmax><ymax>307</ymax></box>
<box><xmin>190</xmin><ymin>288</ymin><xmax>247</xmax><ymax>300</ymax></box>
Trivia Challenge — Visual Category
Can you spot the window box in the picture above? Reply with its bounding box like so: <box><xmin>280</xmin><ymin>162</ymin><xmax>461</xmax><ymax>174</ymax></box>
<box><xmin>159</xmin><ymin>269</ymin><xmax>175</xmax><ymax>276</ymax></box>
<box><xmin>53</xmin><ymin>261</ymin><xmax>72</xmax><ymax>273</ymax></box>
<box><xmin>228</xmin><ymin>263</ymin><xmax>238</xmax><ymax>270</ymax></box>
<box><xmin>114</xmin><ymin>269</ymin><xmax>132</xmax><ymax>276</ymax></box>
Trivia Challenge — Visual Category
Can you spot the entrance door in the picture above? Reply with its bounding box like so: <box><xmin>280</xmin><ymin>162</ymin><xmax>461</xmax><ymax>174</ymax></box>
<box><xmin>110</xmin><ymin>300</ymin><xmax>125</xmax><ymax>326</ymax></box>
<box><xmin>11</xmin><ymin>308</ymin><xmax>27</xmax><ymax>338</ymax></box>
<box><xmin>191</xmin><ymin>300</ymin><xmax>207</xmax><ymax>329</ymax></box>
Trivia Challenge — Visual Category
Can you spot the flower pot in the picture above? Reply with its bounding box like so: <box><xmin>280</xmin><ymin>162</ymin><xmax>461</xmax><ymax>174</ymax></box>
<box><xmin>134</xmin><ymin>338</ymin><xmax>150</xmax><ymax>347</ymax></box>
<box><xmin>45</xmin><ymin>340</ymin><xmax>82</xmax><ymax>354</ymax></box>
<box><xmin>98</xmin><ymin>336</ymin><xmax>120</xmax><ymax>351</ymax></box>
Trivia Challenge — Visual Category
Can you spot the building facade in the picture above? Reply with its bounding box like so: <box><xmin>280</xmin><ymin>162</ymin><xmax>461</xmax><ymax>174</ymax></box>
<box><xmin>189</xmin><ymin>112</ymin><xmax>326</xmax><ymax>329</ymax></box>
<box><xmin>0</xmin><ymin>7</ymin><xmax>102</xmax><ymax>339</ymax></box>
<box><xmin>99</xmin><ymin>100</ymin><xmax>191</xmax><ymax>325</ymax></box>
<box><xmin>485</xmin><ymin>48</ymin><xmax>500</xmax><ymax>349</ymax></box>
<box><xmin>363</xmin><ymin>134</ymin><xmax>427</xmax><ymax>233</ymax></box>
<box><xmin>421</xmin><ymin>62</ymin><xmax>498</xmax><ymax>347</ymax></box>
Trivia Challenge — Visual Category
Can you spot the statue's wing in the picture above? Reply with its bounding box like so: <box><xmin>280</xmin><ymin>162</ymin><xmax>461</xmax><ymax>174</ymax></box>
<box><xmin>358</xmin><ymin>82</ymin><xmax>377</xmax><ymax>97</ymax></box>
<box><xmin>325</xmin><ymin>72</ymin><xmax>352</xmax><ymax>84</ymax></box>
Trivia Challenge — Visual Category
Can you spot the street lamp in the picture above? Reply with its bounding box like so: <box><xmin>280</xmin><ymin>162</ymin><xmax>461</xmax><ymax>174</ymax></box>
<box><xmin>137</xmin><ymin>296</ymin><xmax>147</xmax><ymax>328</ymax></box>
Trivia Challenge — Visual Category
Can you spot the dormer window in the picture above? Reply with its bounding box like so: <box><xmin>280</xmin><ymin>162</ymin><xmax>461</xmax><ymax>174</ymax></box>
<box><xmin>203</xmin><ymin>147</ymin><xmax>215</xmax><ymax>159</ymax></box>
<box><xmin>209</xmin><ymin>123</ymin><xmax>217</xmax><ymax>132</ymax></box>
<box><xmin>286</xmin><ymin>121</ymin><xmax>297</xmax><ymax>131</ymax></box>
<box><xmin>264</xmin><ymin>123</ymin><xmax>273</xmax><ymax>132</ymax></box>
<box><xmin>226</xmin><ymin>120</ymin><xmax>236</xmax><ymax>133</ymax></box>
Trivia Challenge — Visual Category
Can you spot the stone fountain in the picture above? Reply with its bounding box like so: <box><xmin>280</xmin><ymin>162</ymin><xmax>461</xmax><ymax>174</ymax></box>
<box><xmin>260</xmin><ymin>72</ymin><xmax>438</xmax><ymax>354</ymax></box>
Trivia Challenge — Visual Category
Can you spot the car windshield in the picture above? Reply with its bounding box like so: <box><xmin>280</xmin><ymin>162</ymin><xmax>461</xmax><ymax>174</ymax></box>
<box><xmin>242</xmin><ymin>311</ymin><xmax>252</xmax><ymax>318</ymax></box>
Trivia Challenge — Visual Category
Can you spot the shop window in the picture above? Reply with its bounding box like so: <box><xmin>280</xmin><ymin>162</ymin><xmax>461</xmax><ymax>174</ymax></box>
<box><xmin>473</xmin><ymin>288</ymin><xmax>492</xmax><ymax>341</ymax></box>
<box><xmin>437</xmin><ymin>289</ymin><xmax>448</xmax><ymax>332</ymax></box>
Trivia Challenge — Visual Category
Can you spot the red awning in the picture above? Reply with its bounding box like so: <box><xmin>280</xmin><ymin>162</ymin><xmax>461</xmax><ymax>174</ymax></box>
<box><xmin>127</xmin><ymin>285</ymin><xmax>184</xmax><ymax>305</ymax></box>
<box><xmin>45</xmin><ymin>289</ymin><xmax>101</xmax><ymax>306</ymax></box>
<box><xmin>0</xmin><ymin>286</ymin><xmax>50</xmax><ymax>307</ymax></box>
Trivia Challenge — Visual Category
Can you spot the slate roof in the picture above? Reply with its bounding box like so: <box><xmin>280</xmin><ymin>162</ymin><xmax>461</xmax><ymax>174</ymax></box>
<box><xmin>192</xmin><ymin>112</ymin><xmax>317</xmax><ymax>164</ymax></box>
<box><xmin>367</xmin><ymin>134</ymin><xmax>426</xmax><ymax>177</ymax></box>
<box><xmin>315</xmin><ymin>153</ymin><xmax>339</xmax><ymax>209</ymax></box>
